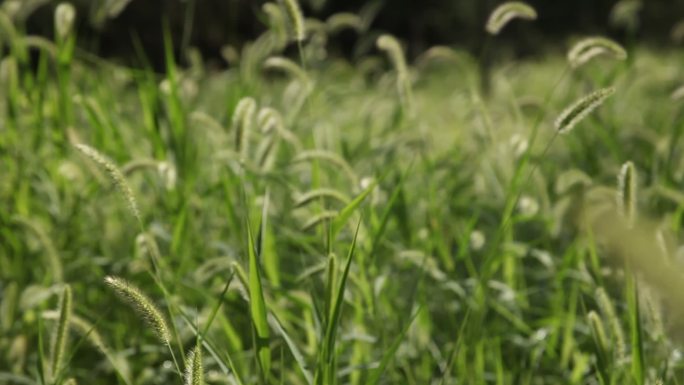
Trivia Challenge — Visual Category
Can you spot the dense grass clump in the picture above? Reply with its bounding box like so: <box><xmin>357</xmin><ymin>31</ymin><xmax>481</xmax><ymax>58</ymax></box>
<box><xmin>4</xmin><ymin>2</ymin><xmax>684</xmax><ymax>385</ymax></box>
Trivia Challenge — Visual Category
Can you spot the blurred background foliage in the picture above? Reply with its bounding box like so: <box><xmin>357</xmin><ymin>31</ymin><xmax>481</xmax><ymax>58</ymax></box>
<box><xmin>3</xmin><ymin>0</ymin><xmax>684</xmax><ymax>69</ymax></box>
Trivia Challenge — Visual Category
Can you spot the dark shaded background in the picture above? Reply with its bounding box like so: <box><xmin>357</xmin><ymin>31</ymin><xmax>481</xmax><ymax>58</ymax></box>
<box><xmin>15</xmin><ymin>0</ymin><xmax>684</xmax><ymax>69</ymax></box>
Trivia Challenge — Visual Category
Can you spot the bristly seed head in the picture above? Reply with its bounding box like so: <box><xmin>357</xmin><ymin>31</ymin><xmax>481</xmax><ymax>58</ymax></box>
<box><xmin>281</xmin><ymin>0</ymin><xmax>305</xmax><ymax>42</ymax></box>
<box><xmin>567</xmin><ymin>36</ymin><xmax>627</xmax><ymax>68</ymax></box>
<box><xmin>50</xmin><ymin>284</ymin><xmax>72</xmax><ymax>379</ymax></box>
<box><xmin>555</xmin><ymin>87</ymin><xmax>616</xmax><ymax>134</ymax></box>
<box><xmin>185</xmin><ymin>343</ymin><xmax>204</xmax><ymax>385</ymax></box>
<box><xmin>74</xmin><ymin>143</ymin><xmax>142</xmax><ymax>224</ymax></box>
<box><xmin>617</xmin><ymin>161</ymin><xmax>637</xmax><ymax>226</ymax></box>
<box><xmin>55</xmin><ymin>3</ymin><xmax>76</xmax><ymax>41</ymax></box>
<box><xmin>485</xmin><ymin>2</ymin><xmax>537</xmax><ymax>35</ymax></box>
<box><xmin>104</xmin><ymin>276</ymin><xmax>171</xmax><ymax>345</ymax></box>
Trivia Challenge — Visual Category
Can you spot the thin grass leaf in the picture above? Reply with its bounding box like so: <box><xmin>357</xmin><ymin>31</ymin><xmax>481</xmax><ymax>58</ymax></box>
<box><xmin>331</xmin><ymin>179</ymin><xmax>377</xmax><ymax>237</ymax></box>
<box><xmin>627</xmin><ymin>277</ymin><xmax>645</xmax><ymax>385</ymax></box>
<box><xmin>247</xmin><ymin>224</ymin><xmax>271</xmax><ymax>378</ymax></box>
<box><xmin>302</xmin><ymin>210</ymin><xmax>338</xmax><ymax>232</ymax></box>
<box><xmin>315</xmin><ymin>222</ymin><xmax>360</xmax><ymax>384</ymax></box>
<box><xmin>295</xmin><ymin>188</ymin><xmax>351</xmax><ymax>208</ymax></box>
<box><xmin>268</xmin><ymin>312</ymin><xmax>314</xmax><ymax>385</ymax></box>
<box><xmin>367</xmin><ymin>306</ymin><xmax>423</xmax><ymax>385</ymax></box>
<box><xmin>324</xmin><ymin>224</ymin><xmax>359</xmax><ymax>355</ymax></box>
<box><xmin>178</xmin><ymin>311</ymin><xmax>244</xmax><ymax>384</ymax></box>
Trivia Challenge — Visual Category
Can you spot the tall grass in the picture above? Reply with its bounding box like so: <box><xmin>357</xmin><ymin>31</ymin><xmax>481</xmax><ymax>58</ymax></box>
<box><xmin>3</xmin><ymin>2</ymin><xmax>684</xmax><ymax>385</ymax></box>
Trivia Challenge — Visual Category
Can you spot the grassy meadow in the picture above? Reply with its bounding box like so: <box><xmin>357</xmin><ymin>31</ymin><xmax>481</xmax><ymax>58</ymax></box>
<box><xmin>3</xmin><ymin>1</ymin><xmax>684</xmax><ymax>384</ymax></box>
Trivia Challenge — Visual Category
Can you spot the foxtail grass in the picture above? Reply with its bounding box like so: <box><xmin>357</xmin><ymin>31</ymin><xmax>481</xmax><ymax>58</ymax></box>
<box><xmin>54</xmin><ymin>3</ymin><xmax>75</xmax><ymax>42</ymax></box>
<box><xmin>376</xmin><ymin>34</ymin><xmax>412</xmax><ymax>113</ymax></box>
<box><xmin>295</xmin><ymin>188</ymin><xmax>351</xmax><ymax>208</ymax></box>
<box><xmin>104</xmin><ymin>276</ymin><xmax>171</xmax><ymax>345</ymax></box>
<box><xmin>231</xmin><ymin>97</ymin><xmax>257</xmax><ymax>159</ymax></box>
<box><xmin>50</xmin><ymin>284</ymin><xmax>72</xmax><ymax>380</ymax></box>
<box><xmin>587</xmin><ymin>311</ymin><xmax>609</xmax><ymax>356</ymax></box>
<box><xmin>567</xmin><ymin>36</ymin><xmax>627</xmax><ymax>69</ymax></box>
<box><xmin>325</xmin><ymin>12</ymin><xmax>363</xmax><ymax>34</ymax></box>
<box><xmin>281</xmin><ymin>0</ymin><xmax>305</xmax><ymax>42</ymax></box>
<box><xmin>617</xmin><ymin>161</ymin><xmax>637</xmax><ymax>227</ymax></box>
<box><xmin>74</xmin><ymin>143</ymin><xmax>142</xmax><ymax>225</ymax></box>
<box><xmin>596</xmin><ymin>287</ymin><xmax>627</xmax><ymax>364</ymax></box>
<box><xmin>184</xmin><ymin>343</ymin><xmax>204</xmax><ymax>385</ymax></box>
<box><xmin>485</xmin><ymin>2</ymin><xmax>537</xmax><ymax>35</ymax></box>
<box><xmin>12</xmin><ymin>217</ymin><xmax>63</xmax><ymax>283</ymax></box>
<box><xmin>554</xmin><ymin>87</ymin><xmax>616</xmax><ymax>134</ymax></box>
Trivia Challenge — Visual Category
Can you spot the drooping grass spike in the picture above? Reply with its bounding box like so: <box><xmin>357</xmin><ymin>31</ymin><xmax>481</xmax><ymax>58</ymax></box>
<box><xmin>567</xmin><ymin>36</ymin><xmax>627</xmax><ymax>69</ymax></box>
<box><xmin>74</xmin><ymin>144</ymin><xmax>142</xmax><ymax>225</ymax></box>
<box><xmin>485</xmin><ymin>2</ymin><xmax>537</xmax><ymax>35</ymax></box>
<box><xmin>376</xmin><ymin>34</ymin><xmax>413</xmax><ymax>113</ymax></box>
<box><xmin>104</xmin><ymin>276</ymin><xmax>171</xmax><ymax>345</ymax></box>
<box><xmin>231</xmin><ymin>97</ymin><xmax>257</xmax><ymax>159</ymax></box>
<box><xmin>554</xmin><ymin>87</ymin><xmax>615</xmax><ymax>134</ymax></box>
<box><xmin>281</xmin><ymin>0</ymin><xmax>305</xmax><ymax>42</ymax></box>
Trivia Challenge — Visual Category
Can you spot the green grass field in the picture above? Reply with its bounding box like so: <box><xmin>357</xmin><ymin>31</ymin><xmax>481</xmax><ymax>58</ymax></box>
<box><xmin>3</xmin><ymin>2</ymin><xmax>684</xmax><ymax>384</ymax></box>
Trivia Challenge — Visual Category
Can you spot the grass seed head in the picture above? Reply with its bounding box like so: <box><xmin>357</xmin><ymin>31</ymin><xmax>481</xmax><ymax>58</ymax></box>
<box><xmin>596</xmin><ymin>287</ymin><xmax>626</xmax><ymax>363</ymax></box>
<box><xmin>74</xmin><ymin>144</ymin><xmax>142</xmax><ymax>224</ymax></box>
<box><xmin>281</xmin><ymin>0</ymin><xmax>305</xmax><ymax>42</ymax></box>
<box><xmin>55</xmin><ymin>3</ymin><xmax>75</xmax><ymax>41</ymax></box>
<box><xmin>376</xmin><ymin>34</ymin><xmax>407</xmax><ymax>76</ymax></box>
<box><xmin>231</xmin><ymin>97</ymin><xmax>257</xmax><ymax>158</ymax></box>
<box><xmin>617</xmin><ymin>161</ymin><xmax>637</xmax><ymax>226</ymax></box>
<box><xmin>587</xmin><ymin>311</ymin><xmax>609</xmax><ymax>356</ymax></box>
<box><xmin>554</xmin><ymin>87</ymin><xmax>615</xmax><ymax>134</ymax></box>
<box><xmin>185</xmin><ymin>344</ymin><xmax>204</xmax><ymax>385</ymax></box>
<box><xmin>326</xmin><ymin>12</ymin><xmax>364</xmax><ymax>34</ymax></box>
<box><xmin>70</xmin><ymin>315</ymin><xmax>109</xmax><ymax>357</ymax></box>
<box><xmin>262</xmin><ymin>3</ymin><xmax>287</xmax><ymax>46</ymax></box>
<box><xmin>104</xmin><ymin>276</ymin><xmax>171</xmax><ymax>345</ymax></box>
<box><xmin>50</xmin><ymin>284</ymin><xmax>72</xmax><ymax>378</ymax></box>
<box><xmin>567</xmin><ymin>37</ymin><xmax>627</xmax><ymax>68</ymax></box>
<box><xmin>485</xmin><ymin>2</ymin><xmax>537</xmax><ymax>35</ymax></box>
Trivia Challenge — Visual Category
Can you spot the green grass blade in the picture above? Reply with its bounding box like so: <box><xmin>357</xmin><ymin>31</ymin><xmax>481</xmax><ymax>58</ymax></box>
<box><xmin>367</xmin><ymin>306</ymin><xmax>422</xmax><ymax>385</ymax></box>
<box><xmin>627</xmin><ymin>276</ymin><xmax>645</xmax><ymax>385</ymax></box>
<box><xmin>322</xmin><ymin>220</ymin><xmax>360</xmax><ymax>363</ymax></box>
<box><xmin>268</xmin><ymin>312</ymin><xmax>314</xmax><ymax>385</ymax></box>
<box><xmin>179</xmin><ymin>312</ymin><xmax>245</xmax><ymax>385</ymax></box>
<box><xmin>331</xmin><ymin>181</ymin><xmax>376</xmax><ymax>238</ymax></box>
<box><xmin>247</xmin><ymin>222</ymin><xmax>271</xmax><ymax>379</ymax></box>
